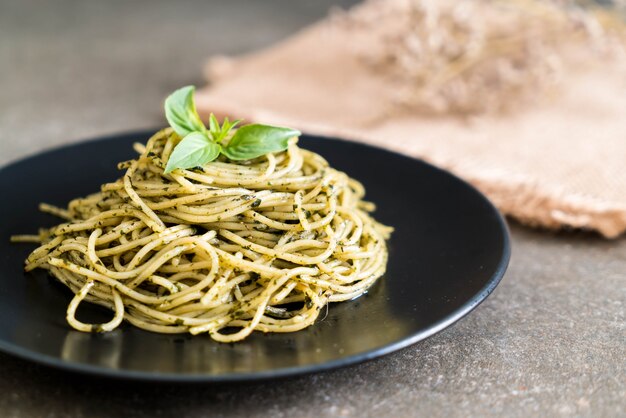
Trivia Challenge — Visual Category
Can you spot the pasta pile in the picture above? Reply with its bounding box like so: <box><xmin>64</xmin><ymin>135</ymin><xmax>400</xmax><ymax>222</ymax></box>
<box><xmin>15</xmin><ymin>128</ymin><xmax>391</xmax><ymax>342</ymax></box>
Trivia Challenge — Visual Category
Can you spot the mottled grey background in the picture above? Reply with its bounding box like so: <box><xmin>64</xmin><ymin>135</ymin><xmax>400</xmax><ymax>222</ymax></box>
<box><xmin>0</xmin><ymin>1</ymin><xmax>624</xmax><ymax>417</ymax></box>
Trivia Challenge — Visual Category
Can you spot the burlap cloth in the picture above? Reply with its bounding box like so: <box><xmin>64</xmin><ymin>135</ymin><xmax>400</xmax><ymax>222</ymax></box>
<box><xmin>196</xmin><ymin>0</ymin><xmax>626</xmax><ymax>238</ymax></box>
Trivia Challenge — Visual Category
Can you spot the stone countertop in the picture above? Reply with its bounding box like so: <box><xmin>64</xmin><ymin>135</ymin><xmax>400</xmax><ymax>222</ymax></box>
<box><xmin>0</xmin><ymin>1</ymin><xmax>624</xmax><ymax>417</ymax></box>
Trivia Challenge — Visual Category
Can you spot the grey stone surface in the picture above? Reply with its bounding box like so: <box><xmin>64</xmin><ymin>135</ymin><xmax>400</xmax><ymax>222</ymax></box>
<box><xmin>0</xmin><ymin>1</ymin><xmax>624</xmax><ymax>417</ymax></box>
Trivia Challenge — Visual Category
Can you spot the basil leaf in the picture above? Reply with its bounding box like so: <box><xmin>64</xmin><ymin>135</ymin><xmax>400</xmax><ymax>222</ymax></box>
<box><xmin>223</xmin><ymin>118</ymin><xmax>242</xmax><ymax>134</ymax></box>
<box><xmin>164</xmin><ymin>86</ymin><xmax>206</xmax><ymax>137</ymax></box>
<box><xmin>208</xmin><ymin>114</ymin><xmax>243</xmax><ymax>143</ymax></box>
<box><xmin>222</xmin><ymin>124</ymin><xmax>301</xmax><ymax>161</ymax></box>
<box><xmin>209</xmin><ymin>113</ymin><xmax>219</xmax><ymax>135</ymax></box>
<box><xmin>164</xmin><ymin>132</ymin><xmax>220</xmax><ymax>174</ymax></box>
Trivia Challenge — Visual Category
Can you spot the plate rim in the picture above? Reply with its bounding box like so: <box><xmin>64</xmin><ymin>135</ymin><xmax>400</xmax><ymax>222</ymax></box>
<box><xmin>0</xmin><ymin>129</ymin><xmax>511</xmax><ymax>382</ymax></box>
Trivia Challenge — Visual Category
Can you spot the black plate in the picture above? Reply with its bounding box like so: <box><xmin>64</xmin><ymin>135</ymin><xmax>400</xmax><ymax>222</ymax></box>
<box><xmin>0</xmin><ymin>131</ymin><xmax>510</xmax><ymax>382</ymax></box>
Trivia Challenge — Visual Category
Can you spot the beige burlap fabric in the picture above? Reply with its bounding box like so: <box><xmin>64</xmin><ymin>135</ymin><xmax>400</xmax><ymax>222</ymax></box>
<box><xmin>196</xmin><ymin>0</ymin><xmax>626</xmax><ymax>237</ymax></box>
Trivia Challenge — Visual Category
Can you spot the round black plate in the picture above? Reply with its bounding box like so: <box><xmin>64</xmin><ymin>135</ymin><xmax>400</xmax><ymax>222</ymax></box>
<box><xmin>0</xmin><ymin>131</ymin><xmax>510</xmax><ymax>382</ymax></box>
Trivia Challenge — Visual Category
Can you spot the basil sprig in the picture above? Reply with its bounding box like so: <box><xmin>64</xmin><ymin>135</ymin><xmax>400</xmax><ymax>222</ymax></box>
<box><xmin>163</xmin><ymin>86</ymin><xmax>300</xmax><ymax>174</ymax></box>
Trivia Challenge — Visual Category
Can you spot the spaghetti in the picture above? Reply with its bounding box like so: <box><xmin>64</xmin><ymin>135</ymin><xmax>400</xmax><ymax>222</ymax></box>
<box><xmin>14</xmin><ymin>128</ymin><xmax>392</xmax><ymax>342</ymax></box>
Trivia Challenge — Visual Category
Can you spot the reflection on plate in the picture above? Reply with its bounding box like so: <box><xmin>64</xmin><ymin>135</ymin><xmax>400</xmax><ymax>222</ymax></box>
<box><xmin>0</xmin><ymin>131</ymin><xmax>509</xmax><ymax>381</ymax></box>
